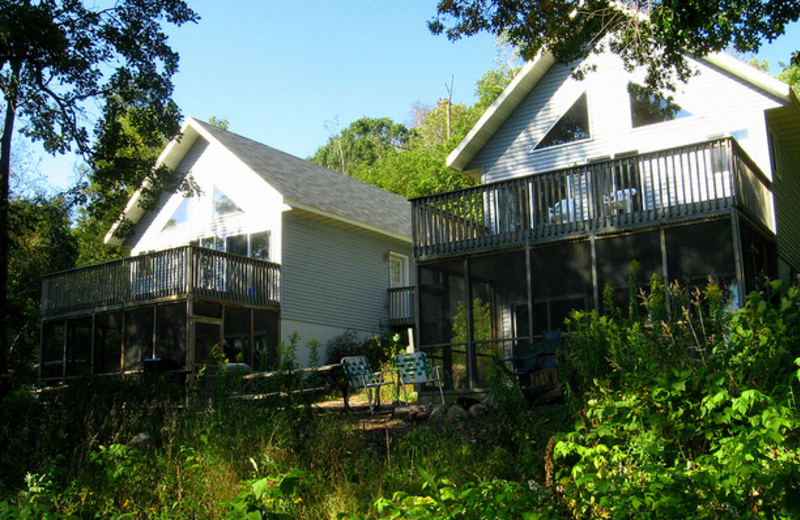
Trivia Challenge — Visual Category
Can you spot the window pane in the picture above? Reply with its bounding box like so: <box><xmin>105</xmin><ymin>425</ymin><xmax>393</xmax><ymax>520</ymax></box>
<box><xmin>534</xmin><ymin>93</ymin><xmax>590</xmax><ymax>150</ymax></box>
<box><xmin>214</xmin><ymin>186</ymin><xmax>243</xmax><ymax>217</ymax></box>
<box><xmin>226</xmin><ymin>234</ymin><xmax>248</xmax><ymax>256</ymax></box>
<box><xmin>629</xmin><ymin>83</ymin><xmax>691</xmax><ymax>128</ymax></box>
<box><xmin>163</xmin><ymin>198</ymin><xmax>190</xmax><ymax>230</ymax></box>
<box><xmin>250</xmin><ymin>232</ymin><xmax>270</xmax><ymax>260</ymax></box>
<box><xmin>201</xmin><ymin>236</ymin><xmax>224</xmax><ymax>251</ymax></box>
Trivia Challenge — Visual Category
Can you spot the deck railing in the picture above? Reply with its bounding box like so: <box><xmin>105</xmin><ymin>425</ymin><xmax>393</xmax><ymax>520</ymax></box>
<box><xmin>42</xmin><ymin>246</ymin><xmax>281</xmax><ymax>318</ymax></box>
<box><xmin>412</xmin><ymin>138</ymin><xmax>773</xmax><ymax>259</ymax></box>
<box><xmin>388</xmin><ymin>286</ymin><xmax>415</xmax><ymax>326</ymax></box>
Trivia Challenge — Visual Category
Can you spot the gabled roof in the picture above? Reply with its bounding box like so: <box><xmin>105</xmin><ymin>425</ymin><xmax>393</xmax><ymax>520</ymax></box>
<box><xmin>106</xmin><ymin>117</ymin><xmax>412</xmax><ymax>245</ymax></box>
<box><xmin>447</xmin><ymin>50</ymin><xmax>800</xmax><ymax>174</ymax></box>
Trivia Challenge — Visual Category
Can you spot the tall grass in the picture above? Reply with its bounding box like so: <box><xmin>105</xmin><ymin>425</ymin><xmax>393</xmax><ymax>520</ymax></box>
<box><xmin>0</xmin><ymin>367</ymin><xmax>562</xmax><ymax>519</ymax></box>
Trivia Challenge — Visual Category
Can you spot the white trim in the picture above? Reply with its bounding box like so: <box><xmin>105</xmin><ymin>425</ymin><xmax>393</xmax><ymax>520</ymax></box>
<box><xmin>388</xmin><ymin>252</ymin><xmax>410</xmax><ymax>288</ymax></box>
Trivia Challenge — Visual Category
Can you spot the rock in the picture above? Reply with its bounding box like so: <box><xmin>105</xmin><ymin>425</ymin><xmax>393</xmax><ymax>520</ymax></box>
<box><xmin>410</xmin><ymin>411</ymin><xmax>428</xmax><ymax>422</ymax></box>
<box><xmin>127</xmin><ymin>432</ymin><xmax>155</xmax><ymax>449</ymax></box>
<box><xmin>394</xmin><ymin>405</ymin><xmax>423</xmax><ymax>420</ymax></box>
<box><xmin>469</xmin><ymin>403</ymin><xmax>489</xmax><ymax>417</ymax></box>
<box><xmin>429</xmin><ymin>405</ymin><xmax>445</xmax><ymax>421</ymax></box>
<box><xmin>447</xmin><ymin>405</ymin><xmax>470</xmax><ymax>421</ymax></box>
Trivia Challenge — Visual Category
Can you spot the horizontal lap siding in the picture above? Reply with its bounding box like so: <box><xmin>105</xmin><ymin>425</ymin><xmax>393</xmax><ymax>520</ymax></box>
<box><xmin>771</xmin><ymin>134</ymin><xmax>800</xmax><ymax>271</ymax></box>
<box><xmin>126</xmin><ymin>139</ymin><xmax>210</xmax><ymax>250</ymax></box>
<box><xmin>281</xmin><ymin>213</ymin><xmax>410</xmax><ymax>333</ymax></box>
<box><xmin>127</xmin><ymin>137</ymin><xmax>284</xmax><ymax>260</ymax></box>
<box><xmin>470</xmin><ymin>53</ymin><xmax>782</xmax><ymax>184</ymax></box>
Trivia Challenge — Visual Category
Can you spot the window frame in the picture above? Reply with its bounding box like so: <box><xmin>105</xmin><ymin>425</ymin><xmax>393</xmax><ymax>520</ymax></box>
<box><xmin>388</xmin><ymin>252</ymin><xmax>410</xmax><ymax>288</ymax></box>
<box><xmin>531</xmin><ymin>92</ymin><xmax>592</xmax><ymax>152</ymax></box>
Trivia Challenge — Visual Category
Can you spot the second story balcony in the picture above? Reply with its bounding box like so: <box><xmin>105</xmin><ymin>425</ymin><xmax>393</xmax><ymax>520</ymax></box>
<box><xmin>412</xmin><ymin>138</ymin><xmax>774</xmax><ymax>260</ymax></box>
<box><xmin>42</xmin><ymin>245</ymin><xmax>282</xmax><ymax>319</ymax></box>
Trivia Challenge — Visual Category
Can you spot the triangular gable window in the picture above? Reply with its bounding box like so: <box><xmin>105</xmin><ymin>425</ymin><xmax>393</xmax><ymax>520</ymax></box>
<box><xmin>162</xmin><ymin>198</ymin><xmax>190</xmax><ymax>231</ymax></box>
<box><xmin>629</xmin><ymin>83</ymin><xmax>692</xmax><ymax>128</ymax></box>
<box><xmin>214</xmin><ymin>186</ymin><xmax>243</xmax><ymax>217</ymax></box>
<box><xmin>534</xmin><ymin>93</ymin><xmax>591</xmax><ymax>150</ymax></box>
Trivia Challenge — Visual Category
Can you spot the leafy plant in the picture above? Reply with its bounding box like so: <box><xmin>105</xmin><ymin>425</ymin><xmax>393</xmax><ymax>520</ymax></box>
<box><xmin>224</xmin><ymin>471</ymin><xmax>305</xmax><ymax>520</ymax></box>
<box><xmin>366</xmin><ymin>464</ymin><xmax>553</xmax><ymax>519</ymax></box>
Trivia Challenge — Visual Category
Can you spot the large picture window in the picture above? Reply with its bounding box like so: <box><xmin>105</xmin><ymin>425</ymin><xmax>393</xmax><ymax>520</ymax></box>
<box><xmin>213</xmin><ymin>186</ymin><xmax>244</xmax><ymax>218</ymax></box>
<box><xmin>533</xmin><ymin>92</ymin><xmax>590</xmax><ymax>150</ymax></box>
<box><xmin>629</xmin><ymin>83</ymin><xmax>691</xmax><ymax>128</ymax></box>
<box><xmin>162</xmin><ymin>198</ymin><xmax>191</xmax><ymax>231</ymax></box>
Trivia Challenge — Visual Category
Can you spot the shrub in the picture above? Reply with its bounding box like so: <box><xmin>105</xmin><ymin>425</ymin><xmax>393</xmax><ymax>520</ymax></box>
<box><xmin>326</xmin><ymin>330</ymin><xmax>405</xmax><ymax>370</ymax></box>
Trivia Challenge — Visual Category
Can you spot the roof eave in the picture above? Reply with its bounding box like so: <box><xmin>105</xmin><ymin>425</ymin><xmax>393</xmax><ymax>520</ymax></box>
<box><xmin>104</xmin><ymin>119</ymin><xmax>203</xmax><ymax>246</ymax></box>
<box><xmin>701</xmin><ymin>52</ymin><xmax>794</xmax><ymax>103</ymax></box>
<box><xmin>447</xmin><ymin>52</ymin><xmax>556</xmax><ymax>172</ymax></box>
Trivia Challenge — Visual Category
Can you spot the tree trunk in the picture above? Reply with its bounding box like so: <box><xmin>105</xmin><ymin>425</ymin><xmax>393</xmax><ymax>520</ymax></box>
<box><xmin>0</xmin><ymin>63</ymin><xmax>19</xmax><ymax>397</ymax></box>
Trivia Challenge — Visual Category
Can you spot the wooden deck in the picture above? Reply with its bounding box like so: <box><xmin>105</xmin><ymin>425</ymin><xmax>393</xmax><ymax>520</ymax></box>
<box><xmin>41</xmin><ymin>246</ymin><xmax>281</xmax><ymax>318</ymax></box>
<box><xmin>412</xmin><ymin>138</ymin><xmax>773</xmax><ymax>260</ymax></box>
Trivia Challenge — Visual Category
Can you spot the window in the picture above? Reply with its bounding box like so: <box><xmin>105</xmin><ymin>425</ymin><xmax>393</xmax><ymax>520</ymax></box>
<box><xmin>250</xmin><ymin>232</ymin><xmax>270</xmax><ymax>261</ymax></box>
<box><xmin>389</xmin><ymin>253</ymin><xmax>409</xmax><ymax>288</ymax></box>
<box><xmin>162</xmin><ymin>198</ymin><xmax>190</xmax><ymax>231</ymax></box>
<box><xmin>629</xmin><ymin>83</ymin><xmax>691</xmax><ymax>128</ymax></box>
<box><xmin>200</xmin><ymin>236</ymin><xmax>224</xmax><ymax>251</ymax></box>
<box><xmin>213</xmin><ymin>186</ymin><xmax>243</xmax><ymax>218</ymax></box>
<box><xmin>199</xmin><ymin>232</ymin><xmax>270</xmax><ymax>260</ymax></box>
<box><xmin>533</xmin><ymin>93</ymin><xmax>590</xmax><ymax>150</ymax></box>
<box><xmin>226</xmin><ymin>235</ymin><xmax>248</xmax><ymax>256</ymax></box>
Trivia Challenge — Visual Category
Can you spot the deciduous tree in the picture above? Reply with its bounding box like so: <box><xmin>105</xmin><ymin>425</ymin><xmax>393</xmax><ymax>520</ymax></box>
<box><xmin>429</xmin><ymin>0</ymin><xmax>800</xmax><ymax>92</ymax></box>
<box><xmin>309</xmin><ymin>117</ymin><xmax>413</xmax><ymax>176</ymax></box>
<box><xmin>0</xmin><ymin>0</ymin><xmax>198</xmax><ymax>393</ymax></box>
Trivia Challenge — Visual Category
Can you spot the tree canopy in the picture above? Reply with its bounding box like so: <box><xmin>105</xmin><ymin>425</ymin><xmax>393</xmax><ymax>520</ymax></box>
<box><xmin>309</xmin><ymin>117</ymin><xmax>413</xmax><ymax>177</ymax></box>
<box><xmin>0</xmin><ymin>0</ymin><xmax>198</xmax><ymax>392</ymax></box>
<box><xmin>308</xmin><ymin>60</ymin><xmax>520</xmax><ymax>199</ymax></box>
<box><xmin>429</xmin><ymin>0</ymin><xmax>800</xmax><ymax>92</ymax></box>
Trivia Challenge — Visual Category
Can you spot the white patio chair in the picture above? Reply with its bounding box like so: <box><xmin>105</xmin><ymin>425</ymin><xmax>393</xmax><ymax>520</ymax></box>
<box><xmin>394</xmin><ymin>351</ymin><xmax>445</xmax><ymax>407</ymax></box>
<box><xmin>340</xmin><ymin>356</ymin><xmax>395</xmax><ymax>414</ymax></box>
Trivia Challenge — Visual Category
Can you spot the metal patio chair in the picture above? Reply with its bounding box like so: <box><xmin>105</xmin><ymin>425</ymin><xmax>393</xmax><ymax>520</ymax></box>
<box><xmin>340</xmin><ymin>356</ymin><xmax>395</xmax><ymax>414</ymax></box>
<box><xmin>394</xmin><ymin>351</ymin><xmax>445</xmax><ymax>407</ymax></box>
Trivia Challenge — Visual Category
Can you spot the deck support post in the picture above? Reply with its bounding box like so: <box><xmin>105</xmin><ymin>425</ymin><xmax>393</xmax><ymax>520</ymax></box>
<box><xmin>660</xmin><ymin>227</ymin><xmax>671</xmax><ymax>314</ymax></box>
<box><xmin>730</xmin><ymin>209</ymin><xmax>746</xmax><ymax>308</ymax></box>
<box><xmin>464</xmin><ymin>256</ymin><xmax>475</xmax><ymax>390</ymax></box>
<box><xmin>525</xmin><ymin>245</ymin><xmax>534</xmax><ymax>347</ymax></box>
<box><xmin>590</xmin><ymin>233</ymin><xmax>599</xmax><ymax>313</ymax></box>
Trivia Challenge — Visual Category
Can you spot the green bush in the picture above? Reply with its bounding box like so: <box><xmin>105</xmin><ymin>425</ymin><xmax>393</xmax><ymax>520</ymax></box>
<box><xmin>552</xmin><ymin>279</ymin><xmax>800</xmax><ymax>519</ymax></box>
<box><xmin>325</xmin><ymin>330</ymin><xmax>405</xmax><ymax>370</ymax></box>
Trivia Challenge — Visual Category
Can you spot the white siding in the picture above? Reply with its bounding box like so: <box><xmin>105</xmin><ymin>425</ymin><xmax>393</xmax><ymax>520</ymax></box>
<box><xmin>127</xmin><ymin>137</ymin><xmax>285</xmax><ymax>260</ymax></box>
<box><xmin>470</xmin><ymin>52</ymin><xmax>784</xmax><ymax>183</ymax></box>
<box><xmin>280</xmin><ymin>213</ymin><xmax>412</xmax><ymax>340</ymax></box>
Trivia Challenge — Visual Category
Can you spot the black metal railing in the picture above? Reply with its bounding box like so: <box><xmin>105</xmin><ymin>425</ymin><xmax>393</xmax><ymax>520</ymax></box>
<box><xmin>41</xmin><ymin>246</ymin><xmax>281</xmax><ymax>318</ymax></box>
<box><xmin>412</xmin><ymin>138</ymin><xmax>773</xmax><ymax>259</ymax></box>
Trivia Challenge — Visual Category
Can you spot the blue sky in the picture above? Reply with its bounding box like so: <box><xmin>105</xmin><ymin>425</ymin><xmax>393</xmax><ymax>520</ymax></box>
<box><xmin>26</xmin><ymin>1</ymin><xmax>800</xmax><ymax>192</ymax></box>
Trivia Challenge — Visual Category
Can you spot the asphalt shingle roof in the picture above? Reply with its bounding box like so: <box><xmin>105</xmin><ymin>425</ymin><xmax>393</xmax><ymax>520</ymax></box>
<box><xmin>192</xmin><ymin>119</ymin><xmax>412</xmax><ymax>238</ymax></box>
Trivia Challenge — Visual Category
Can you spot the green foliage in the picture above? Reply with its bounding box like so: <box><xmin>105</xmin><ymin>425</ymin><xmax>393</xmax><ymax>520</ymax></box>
<box><xmin>224</xmin><ymin>472</ymin><xmax>305</xmax><ymax>520</ymax></box>
<box><xmin>367</xmin><ymin>464</ymin><xmax>552</xmax><ymax>519</ymax></box>
<box><xmin>428</xmin><ymin>0</ymin><xmax>800</xmax><ymax>93</ymax></box>
<box><xmin>208</xmin><ymin>116</ymin><xmax>231</xmax><ymax>130</ymax></box>
<box><xmin>325</xmin><ymin>330</ymin><xmax>404</xmax><ymax>370</ymax></box>
<box><xmin>451</xmin><ymin>297</ymin><xmax>492</xmax><ymax>344</ymax></box>
<box><xmin>309</xmin><ymin>117</ymin><xmax>413</xmax><ymax>177</ymax></box>
<box><xmin>553</xmin><ymin>279</ymin><xmax>800</xmax><ymax>518</ymax></box>
<box><xmin>7</xmin><ymin>196</ymin><xmax>77</xmax><ymax>384</ymax></box>
<box><xmin>778</xmin><ymin>58</ymin><xmax>800</xmax><ymax>97</ymax></box>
